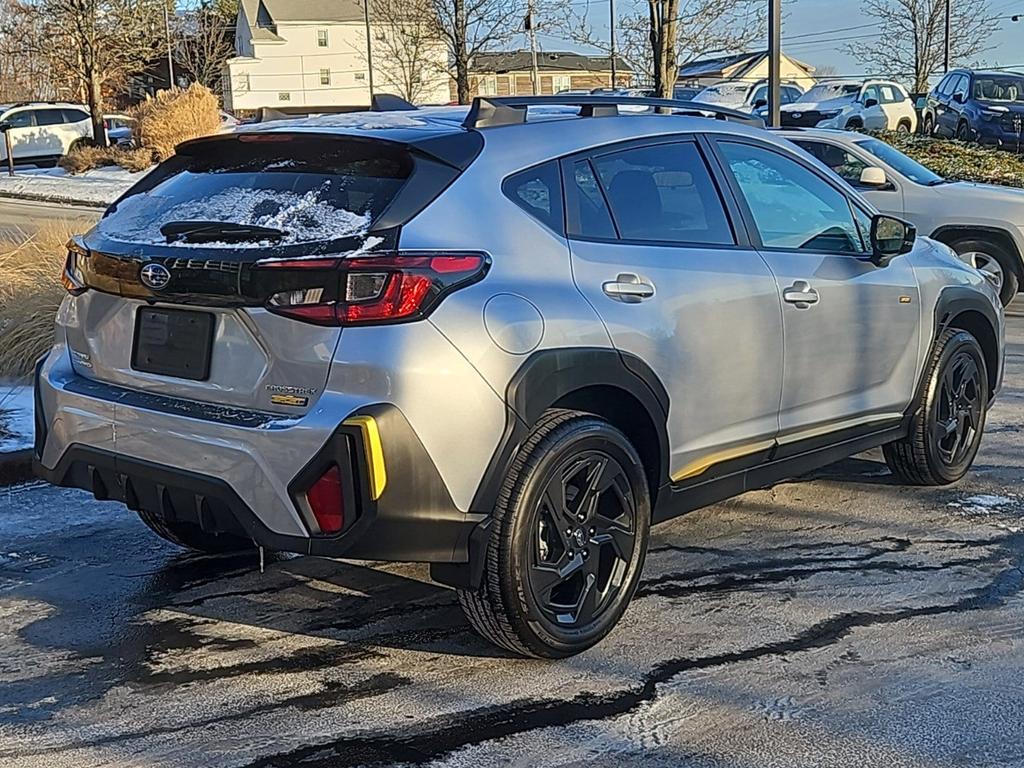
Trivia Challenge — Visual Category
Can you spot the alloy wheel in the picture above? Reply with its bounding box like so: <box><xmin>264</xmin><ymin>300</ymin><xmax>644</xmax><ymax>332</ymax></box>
<box><xmin>528</xmin><ymin>451</ymin><xmax>636</xmax><ymax>627</ymax></box>
<box><xmin>963</xmin><ymin>251</ymin><xmax>1005</xmax><ymax>294</ymax></box>
<box><xmin>933</xmin><ymin>351</ymin><xmax>983</xmax><ymax>467</ymax></box>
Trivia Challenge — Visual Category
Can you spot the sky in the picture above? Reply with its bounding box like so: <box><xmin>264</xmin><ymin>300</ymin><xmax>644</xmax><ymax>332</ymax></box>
<box><xmin>523</xmin><ymin>0</ymin><xmax>1024</xmax><ymax>81</ymax></box>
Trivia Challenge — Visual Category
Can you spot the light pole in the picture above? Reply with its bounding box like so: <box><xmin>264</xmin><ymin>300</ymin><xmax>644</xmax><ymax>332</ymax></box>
<box><xmin>163</xmin><ymin>0</ymin><xmax>175</xmax><ymax>88</ymax></box>
<box><xmin>609</xmin><ymin>0</ymin><xmax>617</xmax><ymax>88</ymax></box>
<box><xmin>944</xmin><ymin>0</ymin><xmax>952</xmax><ymax>72</ymax></box>
<box><xmin>767</xmin><ymin>0</ymin><xmax>782</xmax><ymax>127</ymax></box>
<box><xmin>363</xmin><ymin>0</ymin><xmax>375</xmax><ymax>99</ymax></box>
<box><xmin>527</xmin><ymin>0</ymin><xmax>540</xmax><ymax>95</ymax></box>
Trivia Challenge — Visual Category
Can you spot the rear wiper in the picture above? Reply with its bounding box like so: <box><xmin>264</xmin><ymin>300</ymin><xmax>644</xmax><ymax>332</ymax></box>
<box><xmin>160</xmin><ymin>220</ymin><xmax>287</xmax><ymax>244</ymax></box>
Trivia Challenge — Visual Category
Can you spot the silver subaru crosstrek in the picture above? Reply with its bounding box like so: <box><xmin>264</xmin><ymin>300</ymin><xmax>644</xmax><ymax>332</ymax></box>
<box><xmin>35</xmin><ymin>96</ymin><xmax>1004</xmax><ymax>658</ymax></box>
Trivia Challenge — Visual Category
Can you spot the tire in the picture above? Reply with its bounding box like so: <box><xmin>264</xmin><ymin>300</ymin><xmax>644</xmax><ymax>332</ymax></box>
<box><xmin>458</xmin><ymin>409</ymin><xmax>651</xmax><ymax>658</ymax></box>
<box><xmin>922</xmin><ymin>115</ymin><xmax>934</xmax><ymax>136</ymax></box>
<box><xmin>896</xmin><ymin>119</ymin><xmax>912</xmax><ymax>134</ymax></box>
<box><xmin>956</xmin><ymin>121</ymin><xmax>972</xmax><ymax>142</ymax></box>
<box><xmin>883</xmin><ymin>329</ymin><xmax>988</xmax><ymax>486</ymax></box>
<box><xmin>949</xmin><ymin>237</ymin><xmax>1019</xmax><ymax>306</ymax></box>
<box><xmin>137</xmin><ymin>508</ymin><xmax>252</xmax><ymax>553</ymax></box>
<box><xmin>845</xmin><ymin>118</ymin><xmax>863</xmax><ymax>131</ymax></box>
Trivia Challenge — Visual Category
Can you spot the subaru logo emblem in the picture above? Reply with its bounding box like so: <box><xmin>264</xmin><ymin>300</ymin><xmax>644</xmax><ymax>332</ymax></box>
<box><xmin>792</xmin><ymin>112</ymin><xmax>802</xmax><ymax>119</ymax></box>
<box><xmin>140</xmin><ymin>263</ymin><xmax>171</xmax><ymax>290</ymax></box>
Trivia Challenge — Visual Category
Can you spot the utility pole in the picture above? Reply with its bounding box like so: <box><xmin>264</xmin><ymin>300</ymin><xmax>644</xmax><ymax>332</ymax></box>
<box><xmin>944</xmin><ymin>0</ymin><xmax>952</xmax><ymax>72</ymax></box>
<box><xmin>609</xmin><ymin>0</ymin><xmax>617</xmax><ymax>88</ymax></box>
<box><xmin>363</xmin><ymin>0</ymin><xmax>375</xmax><ymax>98</ymax></box>
<box><xmin>163</xmin><ymin>0</ymin><xmax>175</xmax><ymax>88</ymax></box>
<box><xmin>767</xmin><ymin>0</ymin><xmax>782</xmax><ymax>127</ymax></box>
<box><xmin>526</xmin><ymin>0</ymin><xmax>540</xmax><ymax>95</ymax></box>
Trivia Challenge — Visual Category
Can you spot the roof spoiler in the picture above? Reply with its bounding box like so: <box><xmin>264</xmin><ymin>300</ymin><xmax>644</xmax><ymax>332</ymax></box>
<box><xmin>461</xmin><ymin>95</ymin><xmax>765</xmax><ymax>129</ymax></box>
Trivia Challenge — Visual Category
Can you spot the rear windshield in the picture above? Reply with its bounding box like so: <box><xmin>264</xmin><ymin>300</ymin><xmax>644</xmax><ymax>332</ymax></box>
<box><xmin>97</xmin><ymin>136</ymin><xmax>413</xmax><ymax>249</ymax></box>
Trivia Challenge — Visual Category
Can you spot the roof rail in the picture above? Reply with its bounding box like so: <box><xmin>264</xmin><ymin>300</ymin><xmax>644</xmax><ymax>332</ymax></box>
<box><xmin>461</xmin><ymin>95</ymin><xmax>764</xmax><ymax>130</ymax></box>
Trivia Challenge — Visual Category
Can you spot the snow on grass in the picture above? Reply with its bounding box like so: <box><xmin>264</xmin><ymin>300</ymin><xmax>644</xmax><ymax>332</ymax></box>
<box><xmin>0</xmin><ymin>165</ymin><xmax>146</xmax><ymax>206</ymax></box>
<box><xmin>98</xmin><ymin>182</ymin><xmax>372</xmax><ymax>249</ymax></box>
<box><xmin>0</xmin><ymin>384</ymin><xmax>33</xmax><ymax>453</ymax></box>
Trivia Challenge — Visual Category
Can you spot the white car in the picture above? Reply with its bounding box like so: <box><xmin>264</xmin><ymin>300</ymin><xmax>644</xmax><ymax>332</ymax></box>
<box><xmin>777</xmin><ymin>80</ymin><xmax>918</xmax><ymax>132</ymax></box>
<box><xmin>695</xmin><ymin>79</ymin><xmax>804</xmax><ymax>113</ymax></box>
<box><xmin>0</xmin><ymin>102</ymin><xmax>93</xmax><ymax>165</ymax></box>
<box><xmin>783</xmin><ymin>127</ymin><xmax>1023</xmax><ymax>305</ymax></box>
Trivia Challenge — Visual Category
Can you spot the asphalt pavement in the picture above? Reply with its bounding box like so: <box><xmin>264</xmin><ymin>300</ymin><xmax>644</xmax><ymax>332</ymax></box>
<box><xmin>1</xmin><ymin>316</ymin><xmax>1023</xmax><ymax>768</ymax></box>
<box><xmin>0</xmin><ymin>198</ymin><xmax>100</xmax><ymax>240</ymax></box>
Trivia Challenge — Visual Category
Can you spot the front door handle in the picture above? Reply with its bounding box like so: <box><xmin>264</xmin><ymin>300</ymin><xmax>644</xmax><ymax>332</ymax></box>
<box><xmin>603</xmin><ymin>273</ymin><xmax>655</xmax><ymax>303</ymax></box>
<box><xmin>783</xmin><ymin>280</ymin><xmax>819</xmax><ymax>309</ymax></box>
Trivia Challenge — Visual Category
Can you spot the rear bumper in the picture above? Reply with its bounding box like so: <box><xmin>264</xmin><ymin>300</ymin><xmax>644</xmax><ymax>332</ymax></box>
<box><xmin>34</xmin><ymin>347</ymin><xmax>485</xmax><ymax>563</ymax></box>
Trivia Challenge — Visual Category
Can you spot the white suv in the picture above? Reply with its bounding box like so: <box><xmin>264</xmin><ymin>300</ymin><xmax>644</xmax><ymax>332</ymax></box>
<box><xmin>778</xmin><ymin>80</ymin><xmax>918</xmax><ymax>132</ymax></box>
<box><xmin>0</xmin><ymin>102</ymin><xmax>93</xmax><ymax>165</ymax></box>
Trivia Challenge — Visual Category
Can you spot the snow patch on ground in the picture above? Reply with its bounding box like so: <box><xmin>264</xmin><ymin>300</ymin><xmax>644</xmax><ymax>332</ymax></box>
<box><xmin>99</xmin><ymin>183</ymin><xmax>371</xmax><ymax>248</ymax></box>
<box><xmin>0</xmin><ymin>385</ymin><xmax>33</xmax><ymax>454</ymax></box>
<box><xmin>0</xmin><ymin>165</ymin><xmax>146</xmax><ymax>206</ymax></box>
<box><xmin>947</xmin><ymin>493</ymin><xmax>1022</xmax><ymax>531</ymax></box>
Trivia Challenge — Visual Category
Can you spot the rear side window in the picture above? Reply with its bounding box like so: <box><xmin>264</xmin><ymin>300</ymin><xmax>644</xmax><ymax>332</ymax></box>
<box><xmin>98</xmin><ymin>136</ymin><xmax>414</xmax><ymax>249</ymax></box>
<box><xmin>591</xmin><ymin>142</ymin><xmax>734</xmax><ymax>245</ymax></box>
<box><xmin>568</xmin><ymin>159</ymin><xmax>617</xmax><ymax>239</ymax></box>
<box><xmin>63</xmin><ymin>109</ymin><xmax>90</xmax><ymax>123</ymax></box>
<box><xmin>503</xmin><ymin>161</ymin><xmax>563</xmax><ymax>232</ymax></box>
<box><xmin>35</xmin><ymin>109</ymin><xmax>65</xmax><ymax>126</ymax></box>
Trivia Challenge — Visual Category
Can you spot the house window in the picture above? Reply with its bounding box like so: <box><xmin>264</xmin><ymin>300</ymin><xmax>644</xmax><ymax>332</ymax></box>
<box><xmin>354</xmin><ymin>72</ymin><xmax>366</xmax><ymax>81</ymax></box>
<box><xmin>317</xmin><ymin>29</ymin><xmax>328</xmax><ymax>47</ymax></box>
<box><xmin>478</xmin><ymin>75</ymin><xmax>497</xmax><ymax>96</ymax></box>
<box><xmin>552</xmin><ymin>75</ymin><xmax>572</xmax><ymax>93</ymax></box>
<box><xmin>320</xmin><ymin>69</ymin><xmax>331</xmax><ymax>86</ymax></box>
<box><xmin>278</xmin><ymin>92</ymin><xmax>291</xmax><ymax>101</ymax></box>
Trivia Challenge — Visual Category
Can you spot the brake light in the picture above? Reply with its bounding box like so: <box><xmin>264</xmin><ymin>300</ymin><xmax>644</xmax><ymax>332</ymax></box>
<box><xmin>306</xmin><ymin>465</ymin><xmax>344</xmax><ymax>534</ymax></box>
<box><xmin>260</xmin><ymin>252</ymin><xmax>489</xmax><ymax>327</ymax></box>
<box><xmin>61</xmin><ymin>242</ymin><xmax>88</xmax><ymax>296</ymax></box>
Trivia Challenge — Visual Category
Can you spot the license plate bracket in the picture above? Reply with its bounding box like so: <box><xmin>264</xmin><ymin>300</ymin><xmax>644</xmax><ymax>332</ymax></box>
<box><xmin>131</xmin><ymin>307</ymin><xmax>215</xmax><ymax>381</ymax></box>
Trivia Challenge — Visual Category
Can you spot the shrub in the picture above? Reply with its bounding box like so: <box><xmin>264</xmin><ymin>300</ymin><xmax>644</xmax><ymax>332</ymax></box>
<box><xmin>874</xmin><ymin>131</ymin><xmax>1024</xmax><ymax>188</ymax></box>
<box><xmin>59</xmin><ymin>146</ymin><xmax>156</xmax><ymax>175</ymax></box>
<box><xmin>132</xmin><ymin>83</ymin><xmax>222</xmax><ymax>161</ymax></box>
<box><xmin>0</xmin><ymin>223</ymin><xmax>86</xmax><ymax>378</ymax></box>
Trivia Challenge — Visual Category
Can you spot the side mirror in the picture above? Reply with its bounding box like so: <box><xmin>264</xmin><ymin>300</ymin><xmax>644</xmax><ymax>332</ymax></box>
<box><xmin>753</xmin><ymin>98</ymin><xmax>767</xmax><ymax>109</ymax></box>
<box><xmin>0</xmin><ymin>121</ymin><xmax>10</xmax><ymax>133</ymax></box>
<box><xmin>871</xmin><ymin>214</ymin><xmax>916</xmax><ymax>266</ymax></box>
<box><xmin>859</xmin><ymin>166</ymin><xmax>888</xmax><ymax>187</ymax></box>
<box><xmin>864</xmin><ymin>97</ymin><xmax>879</xmax><ymax>108</ymax></box>
<box><xmin>915</xmin><ymin>96</ymin><xmax>927</xmax><ymax>109</ymax></box>
<box><xmin>953</xmin><ymin>92</ymin><xmax>965</xmax><ymax>104</ymax></box>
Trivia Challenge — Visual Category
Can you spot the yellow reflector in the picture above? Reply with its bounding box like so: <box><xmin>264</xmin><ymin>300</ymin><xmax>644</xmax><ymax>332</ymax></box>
<box><xmin>344</xmin><ymin>416</ymin><xmax>387</xmax><ymax>500</ymax></box>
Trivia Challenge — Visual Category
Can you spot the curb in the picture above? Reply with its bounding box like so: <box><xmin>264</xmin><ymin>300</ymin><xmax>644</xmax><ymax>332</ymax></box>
<box><xmin>0</xmin><ymin>190</ymin><xmax>108</xmax><ymax>210</ymax></box>
<box><xmin>0</xmin><ymin>449</ymin><xmax>34</xmax><ymax>487</ymax></box>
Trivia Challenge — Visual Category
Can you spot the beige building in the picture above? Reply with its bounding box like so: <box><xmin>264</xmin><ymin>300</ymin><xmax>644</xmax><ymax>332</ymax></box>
<box><xmin>457</xmin><ymin>52</ymin><xmax>633</xmax><ymax>102</ymax></box>
<box><xmin>677</xmin><ymin>51</ymin><xmax>816</xmax><ymax>90</ymax></box>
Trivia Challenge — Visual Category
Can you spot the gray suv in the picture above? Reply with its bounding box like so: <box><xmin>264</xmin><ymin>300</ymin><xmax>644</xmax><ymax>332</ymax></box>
<box><xmin>35</xmin><ymin>96</ymin><xmax>1005</xmax><ymax>658</ymax></box>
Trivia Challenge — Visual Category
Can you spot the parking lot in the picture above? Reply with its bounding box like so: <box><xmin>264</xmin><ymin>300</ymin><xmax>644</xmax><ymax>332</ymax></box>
<box><xmin>1</xmin><ymin>311</ymin><xmax>1022</xmax><ymax>768</ymax></box>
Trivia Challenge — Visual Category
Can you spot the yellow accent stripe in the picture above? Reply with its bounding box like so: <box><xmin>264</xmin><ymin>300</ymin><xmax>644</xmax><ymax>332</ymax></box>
<box><xmin>671</xmin><ymin>440</ymin><xmax>775</xmax><ymax>483</ymax></box>
<box><xmin>344</xmin><ymin>416</ymin><xmax>387</xmax><ymax>500</ymax></box>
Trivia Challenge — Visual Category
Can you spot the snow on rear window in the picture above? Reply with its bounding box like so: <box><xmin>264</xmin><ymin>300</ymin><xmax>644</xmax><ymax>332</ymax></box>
<box><xmin>103</xmin><ymin>183</ymin><xmax>371</xmax><ymax>248</ymax></box>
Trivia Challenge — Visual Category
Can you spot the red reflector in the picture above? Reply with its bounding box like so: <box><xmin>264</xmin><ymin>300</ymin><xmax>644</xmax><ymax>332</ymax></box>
<box><xmin>306</xmin><ymin>465</ymin><xmax>344</xmax><ymax>534</ymax></box>
<box><xmin>430</xmin><ymin>255</ymin><xmax>483</xmax><ymax>273</ymax></box>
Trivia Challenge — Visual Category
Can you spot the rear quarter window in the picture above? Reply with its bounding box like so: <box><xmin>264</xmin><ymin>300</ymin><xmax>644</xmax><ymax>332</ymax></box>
<box><xmin>502</xmin><ymin>161</ymin><xmax>564</xmax><ymax>233</ymax></box>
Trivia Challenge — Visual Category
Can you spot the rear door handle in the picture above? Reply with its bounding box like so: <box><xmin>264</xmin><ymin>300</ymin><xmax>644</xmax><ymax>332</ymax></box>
<box><xmin>783</xmin><ymin>280</ymin><xmax>819</xmax><ymax>309</ymax></box>
<box><xmin>602</xmin><ymin>273</ymin><xmax>655</xmax><ymax>303</ymax></box>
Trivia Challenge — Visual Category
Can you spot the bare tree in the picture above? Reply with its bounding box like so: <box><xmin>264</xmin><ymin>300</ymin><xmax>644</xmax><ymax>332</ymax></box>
<box><xmin>20</xmin><ymin>0</ymin><xmax>168</xmax><ymax>146</ymax></box>
<box><xmin>367</xmin><ymin>0</ymin><xmax>446</xmax><ymax>103</ymax></box>
<box><xmin>431</xmin><ymin>0</ymin><xmax>525</xmax><ymax>104</ymax></box>
<box><xmin>847</xmin><ymin>0</ymin><xmax>998</xmax><ymax>92</ymax></box>
<box><xmin>176</xmin><ymin>0</ymin><xmax>235</xmax><ymax>93</ymax></box>
<box><xmin>0</xmin><ymin>1</ymin><xmax>59</xmax><ymax>102</ymax></box>
<box><xmin>557</xmin><ymin>0</ymin><xmax>763</xmax><ymax>95</ymax></box>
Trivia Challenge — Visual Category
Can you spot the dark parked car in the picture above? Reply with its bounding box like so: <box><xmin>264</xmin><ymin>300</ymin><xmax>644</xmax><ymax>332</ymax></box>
<box><xmin>922</xmin><ymin>68</ymin><xmax>1024</xmax><ymax>151</ymax></box>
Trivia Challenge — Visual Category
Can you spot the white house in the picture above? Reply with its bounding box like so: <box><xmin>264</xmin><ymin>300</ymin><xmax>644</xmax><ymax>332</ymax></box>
<box><xmin>677</xmin><ymin>51</ymin><xmax>817</xmax><ymax>91</ymax></box>
<box><xmin>224</xmin><ymin>0</ymin><xmax>450</xmax><ymax>112</ymax></box>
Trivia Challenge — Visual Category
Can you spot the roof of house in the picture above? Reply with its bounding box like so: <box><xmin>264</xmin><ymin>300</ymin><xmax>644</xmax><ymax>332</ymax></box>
<box><xmin>469</xmin><ymin>51</ymin><xmax>633</xmax><ymax>74</ymax></box>
<box><xmin>241</xmin><ymin>0</ymin><xmax>364</xmax><ymax>26</ymax></box>
<box><xmin>677</xmin><ymin>51</ymin><xmax>814</xmax><ymax>79</ymax></box>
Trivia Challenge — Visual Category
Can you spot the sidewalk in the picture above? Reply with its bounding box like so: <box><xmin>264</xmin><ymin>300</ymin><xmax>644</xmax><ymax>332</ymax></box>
<box><xmin>0</xmin><ymin>165</ymin><xmax>144</xmax><ymax>207</ymax></box>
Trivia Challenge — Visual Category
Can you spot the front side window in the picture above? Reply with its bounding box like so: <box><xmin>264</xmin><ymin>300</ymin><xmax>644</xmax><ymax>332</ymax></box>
<box><xmin>718</xmin><ymin>141</ymin><xmax>864</xmax><ymax>254</ymax></box>
<box><xmin>951</xmin><ymin>75</ymin><xmax>969</xmax><ymax>99</ymax></box>
<box><xmin>854</xmin><ymin>136</ymin><xmax>944</xmax><ymax>185</ymax></box>
<box><xmin>590</xmin><ymin>142</ymin><xmax>734</xmax><ymax>245</ymax></box>
<box><xmin>792</xmin><ymin>140</ymin><xmax>869</xmax><ymax>186</ymax></box>
<box><xmin>862</xmin><ymin>85</ymin><xmax>882</xmax><ymax>104</ymax></box>
<box><xmin>5</xmin><ymin>110</ymin><xmax>34</xmax><ymax>128</ymax></box>
<box><xmin>503</xmin><ymin>161</ymin><xmax>563</xmax><ymax>233</ymax></box>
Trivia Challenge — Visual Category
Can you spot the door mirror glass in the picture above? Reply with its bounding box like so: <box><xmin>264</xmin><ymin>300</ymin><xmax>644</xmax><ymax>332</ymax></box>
<box><xmin>871</xmin><ymin>214</ymin><xmax>916</xmax><ymax>266</ymax></box>
<box><xmin>753</xmin><ymin>98</ymin><xmax>767</xmax><ymax>109</ymax></box>
<box><xmin>952</xmin><ymin>91</ymin><xmax>966</xmax><ymax>104</ymax></box>
<box><xmin>859</xmin><ymin>166</ymin><xmax>888</xmax><ymax>187</ymax></box>
<box><xmin>864</xmin><ymin>97</ymin><xmax>879</xmax><ymax>108</ymax></box>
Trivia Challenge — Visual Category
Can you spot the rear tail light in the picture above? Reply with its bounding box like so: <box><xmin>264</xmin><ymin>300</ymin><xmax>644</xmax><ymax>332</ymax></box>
<box><xmin>61</xmin><ymin>241</ymin><xmax>88</xmax><ymax>296</ymax></box>
<box><xmin>305</xmin><ymin>464</ymin><xmax>344</xmax><ymax>534</ymax></box>
<box><xmin>259</xmin><ymin>251</ymin><xmax>489</xmax><ymax>327</ymax></box>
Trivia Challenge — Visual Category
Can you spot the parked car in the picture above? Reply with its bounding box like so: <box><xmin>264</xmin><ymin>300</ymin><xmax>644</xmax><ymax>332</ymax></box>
<box><xmin>36</xmin><ymin>95</ymin><xmax>1003</xmax><ymax>658</ymax></box>
<box><xmin>783</xmin><ymin>127</ymin><xmax>1024</xmax><ymax>305</ymax></box>
<box><xmin>922</xmin><ymin>68</ymin><xmax>1024</xmax><ymax>150</ymax></box>
<box><xmin>104</xmin><ymin>114</ymin><xmax>136</xmax><ymax>147</ymax></box>
<box><xmin>696</xmin><ymin>78</ymin><xmax>804</xmax><ymax>112</ymax></box>
<box><xmin>0</xmin><ymin>102</ymin><xmax>92</xmax><ymax>165</ymax></box>
<box><xmin>672</xmin><ymin>85</ymin><xmax>701</xmax><ymax>101</ymax></box>
<box><xmin>778</xmin><ymin>79</ymin><xmax>918</xmax><ymax>132</ymax></box>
